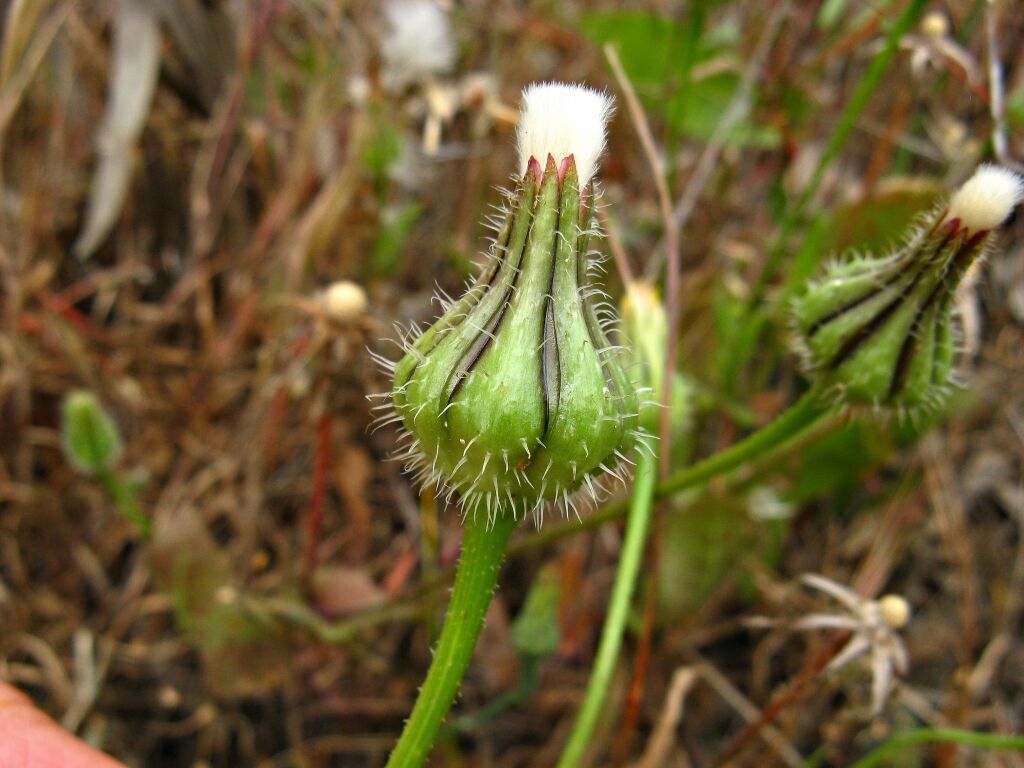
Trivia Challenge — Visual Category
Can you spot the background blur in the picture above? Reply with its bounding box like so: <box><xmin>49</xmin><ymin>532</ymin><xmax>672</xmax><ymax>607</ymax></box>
<box><xmin>1</xmin><ymin>0</ymin><xmax>1023</xmax><ymax>766</ymax></box>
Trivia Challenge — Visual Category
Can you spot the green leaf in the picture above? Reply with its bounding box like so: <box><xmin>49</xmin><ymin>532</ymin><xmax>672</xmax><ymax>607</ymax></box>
<box><xmin>61</xmin><ymin>390</ymin><xmax>123</xmax><ymax>475</ymax></box>
<box><xmin>580</xmin><ymin>10</ymin><xmax>780</xmax><ymax>148</ymax></box>
<box><xmin>511</xmin><ymin>563</ymin><xmax>560</xmax><ymax>658</ymax></box>
<box><xmin>372</xmin><ymin>201</ymin><xmax>424</xmax><ymax>276</ymax></box>
<box><xmin>1007</xmin><ymin>85</ymin><xmax>1024</xmax><ymax>129</ymax></box>
<box><xmin>659</xmin><ymin>492</ymin><xmax>783</xmax><ymax>618</ymax></box>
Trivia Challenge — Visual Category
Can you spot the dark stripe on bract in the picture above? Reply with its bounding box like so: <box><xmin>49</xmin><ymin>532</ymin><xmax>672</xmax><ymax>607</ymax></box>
<box><xmin>541</xmin><ymin>293</ymin><xmax>559</xmax><ymax>436</ymax></box>
<box><xmin>808</xmin><ymin>224</ymin><xmax>957</xmax><ymax>337</ymax></box>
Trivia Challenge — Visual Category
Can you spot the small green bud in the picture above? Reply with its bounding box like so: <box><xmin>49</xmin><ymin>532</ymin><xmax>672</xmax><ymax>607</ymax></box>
<box><xmin>792</xmin><ymin>165</ymin><xmax>1023</xmax><ymax>412</ymax></box>
<box><xmin>377</xmin><ymin>83</ymin><xmax>642</xmax><ymax>523</ymax></box>
<box><xmin>619</xmin><ymin>281</ymin><xmax>692</xmax><ymax>437</ymax></box>
<box><xmin>61</xmin><ymin>390</ymin><xmax>123</xmax><ymax>475</ymax></box>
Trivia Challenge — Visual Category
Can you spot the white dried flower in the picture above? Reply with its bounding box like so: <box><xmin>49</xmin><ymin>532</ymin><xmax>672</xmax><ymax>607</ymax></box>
<box><xmin>945</xmin><ymin>164</ymin><xmax>1024</xmax><ymax>233</ymax></box>
<box><xmin>903</xmin><ymin>12</ymin><xmax>981</xmax><ymax>85</ymax></box>
<box><xmin>794</xmin><ymin>574</ymin><xmax>911</xmax><ymax>715</ymax></box>
<box><xmin>381</xmin><ymin>0</ymin><xmax>455</xmax><ymax>89</ymax></box>
<box><xmin>516</xmin><ymin>82</ymin><xmax>614</xmax><ymax>189</ymax></box>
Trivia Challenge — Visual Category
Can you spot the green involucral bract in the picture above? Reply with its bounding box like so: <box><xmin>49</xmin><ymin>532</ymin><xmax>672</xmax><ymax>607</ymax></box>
<box><xmin>791</xmin><ymin>211</ymin><xmax>991</xmax><ymax>412</ymax></box>
<box><xmin>389</xmin><ymin>154</ymin><xmax>640</xmax><ymax>521</ymax></box>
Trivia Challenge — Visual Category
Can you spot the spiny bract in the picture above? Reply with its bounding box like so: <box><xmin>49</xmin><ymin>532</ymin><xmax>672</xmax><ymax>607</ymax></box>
<box><xmin>373</xmin><ymin>83</ymin><xmax>644</xmax><ymax>525</ymax></box>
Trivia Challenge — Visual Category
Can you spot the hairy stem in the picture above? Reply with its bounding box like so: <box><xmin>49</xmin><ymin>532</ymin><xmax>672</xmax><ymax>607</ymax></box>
<box><xmin>557</xmin><ymin>449</ymin><xmax>658</xmax><ymax>767</ymax></box>
<box><xmin>385</xmin><ymin>512</ymin><xmax>518</xmax><ymax>768</ymax></box>
<box><xmin>270</xmin><ymin>393</ymin><xmax>840</xmax><ymax>647</ymax></box>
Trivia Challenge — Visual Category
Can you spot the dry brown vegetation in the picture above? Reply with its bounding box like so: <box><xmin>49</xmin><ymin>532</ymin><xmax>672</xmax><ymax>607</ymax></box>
<box><xmin>1</xmin><ymin>1</ymin><xmax>1024</xmax><ymax>766</ymax></box>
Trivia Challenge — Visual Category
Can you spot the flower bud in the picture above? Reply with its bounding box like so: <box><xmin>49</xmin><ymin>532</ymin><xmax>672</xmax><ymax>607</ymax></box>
<box><xmin>792</xmin><ymin>165</ymin><xmax>1023</xmax><ymax>411</ymax></box>
<box><xmin>619</xmin><ymin>281</ymin><xmax>691</xmax><ymax>438</ymax></box>
<box><xmin>320</xmin><ymin>280</ymin><xmax>368</xmax><ymax>322</ymax></box>
<box><xmin>380</xmin><ymin>83</ymin><xmax>641</xmax><ymax>523</ymax></box>
<box><xmin>878</xmin><ymin>594</ymin><xmax>911</xmax><ymax>629</ymax></box>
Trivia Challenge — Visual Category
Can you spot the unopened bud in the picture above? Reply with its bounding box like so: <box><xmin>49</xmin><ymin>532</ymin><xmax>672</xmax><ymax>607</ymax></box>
<box><xmin>321</xmin><ymin>280</ymin><xmax>368</xmax><ymax>322</ymax></box>
<box><xmin>381</xmin><ymin>83</ymin><xmax>641</xmax><ymax>523</ymax></box>
<box><xmin>878</xmin><ymin>594</ymin><xmax>911</xmax><ymax>629</ymax></box>
<box><xmin>792</xmin><ymin>165</ymin><xmax>1023</xmax><ymax>411</ymax></box>
<box><xmin>619</xmin><ymin>281</ymin><xmax>691</xmax><ymax>437</ymax></box>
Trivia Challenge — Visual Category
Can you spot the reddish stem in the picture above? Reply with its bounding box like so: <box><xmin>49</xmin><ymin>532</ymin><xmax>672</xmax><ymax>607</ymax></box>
<box><xmin>302</xmin><ymin>412</ymin><xmax>332</xmax><ymax>588</ymax></box>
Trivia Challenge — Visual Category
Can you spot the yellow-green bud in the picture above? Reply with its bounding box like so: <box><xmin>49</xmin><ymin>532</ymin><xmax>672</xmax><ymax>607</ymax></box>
<box><xmin>619</xmin><ymin>281</ymin><xmax>691</xmax><ymax>438</ymax></box>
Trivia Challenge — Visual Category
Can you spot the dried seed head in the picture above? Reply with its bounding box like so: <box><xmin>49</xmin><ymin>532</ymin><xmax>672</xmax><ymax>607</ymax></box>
<box><xmin>791</xmin><ymin>165</ymin><xmax>1023</xmax><ymax>412</ymax></box>
<box><xmin>516</xmin><ymin>82</ymin><xmax>613</xmax><ymax>189</ymax></box>
<box><xmin>382</xmin><ymin>82</ymin><xmax>638</xmax><ymax>524</ymax></box>
<box><xmin>945</xmin><ymin>164</ymin><xmax>1024</xmax><ymax>234</ymax></box>
<box><xmin>920</xmin><ymin>10</ymin><xmax>949</xmax><ymax>39</ymax></box>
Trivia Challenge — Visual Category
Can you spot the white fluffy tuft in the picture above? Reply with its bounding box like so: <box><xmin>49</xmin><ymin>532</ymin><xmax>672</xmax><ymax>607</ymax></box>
<box><xmin>516</xmin><ymin>82</ymin><xmax>613</xmax><ymax>189</ymax></box>
<box><xmin>946</xmin><ymin>164</ymin><xmax>1024</xmax><ymax>232</ymax></box>
<box><xmin>381</xmin><ymin>0</ymin><xmax>455</xmax><ymax>86</ymax></box>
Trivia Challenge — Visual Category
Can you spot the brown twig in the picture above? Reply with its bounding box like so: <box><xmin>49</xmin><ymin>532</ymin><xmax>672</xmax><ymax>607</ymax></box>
<box><xmin>596</xmin><ymin>205</ymin><xmax>635</xmax><ymax>286</ymax></box>
<box><xmin>301</xmin><ymin>410</ymin><xmax>333</xmax><ymax>590</ymax></box>
<box><xmin>669</xmin><ymin>1</ymin><xmax>789</xmax><ymax>237</ymax></box>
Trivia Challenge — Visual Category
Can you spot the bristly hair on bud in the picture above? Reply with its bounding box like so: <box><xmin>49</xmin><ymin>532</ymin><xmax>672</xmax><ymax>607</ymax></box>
<box><xmin>790</xmin><ymin>163</ymin><xmax>1023</xmax><ymax>415</ymax></box>
<box><xmin>374</xmin><ymin>80</ymin><xmax>641</xmax><ymax>527</ymax></box>
<box><xmin>516</xmin><ymin>82</ymin><xmax>614</xmax><ymax>190</ymax></box>
<box><xmin>944</xmin><ymin>164</ymin><xmax>1024</xmax><ymax>233</ymax></box>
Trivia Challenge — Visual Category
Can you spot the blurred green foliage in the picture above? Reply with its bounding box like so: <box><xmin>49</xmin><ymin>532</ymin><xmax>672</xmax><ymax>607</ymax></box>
<box><xmin>580</xmin><ymin>10</ymin><xmax>780</xmax><ymax>148</ymax></box>
<box><xmin>61</xmin><ymin>390</ymin><xmax>123</xmax><ymax>475</ymax></box>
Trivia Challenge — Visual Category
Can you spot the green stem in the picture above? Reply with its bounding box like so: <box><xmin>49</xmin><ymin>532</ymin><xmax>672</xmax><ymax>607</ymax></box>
<box><xmin>557</xmin><ymin>449</ymin><xmax>658</xmax><ymax>768</ymax></box>
<box><xmin>273</xmin><ymin>394</ymin><xmax>839</xmax><ymax>649</ymax></box>
<box><xmin>512</xmin><ymin>390</ymin><xmax>829</xmax><ymax>556</ymax></box>
<box><xmin>848</xmin><ymin>728</ymin><xmax>1024</xmax><ymax>768</ymax></box>
<box><xmin>98</xmin><ymin>469</ymin><xmax>152</xmax><ymax>540</ymax></box>
<box><xmin>385</xmin><ymin>512</ymin><xmax>518</xmax><ymax>768</ymax></box>
<box><xmin>660</xmin><ymin>389</ymin><xmax>824</xmax><ymax>495</ymax></box>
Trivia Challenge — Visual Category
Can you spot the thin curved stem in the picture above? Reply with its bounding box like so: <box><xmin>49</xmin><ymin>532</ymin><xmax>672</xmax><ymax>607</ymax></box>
<box><xmin>848</xmin><ymin>728</ymin><xmax>1024</xmax><ymax>768</ymax></box>
<box><xmin>513</xmin><ymin>390</ymin><xmax>830</xmax><ymax>556</ymax></box>
<box><xmin>557</xmin><ymin>449</ymin><xmax>658</xmax><ymax>768</ymax></box>
<box><xmin>271</xmin><ymin>393</ymin><xmax>840</xmax><ymax>648</ymax></box>
<box><xmin>385</xmin><ymin>512</ymin><xmax>518</xmax><ymax>768</ymax></box>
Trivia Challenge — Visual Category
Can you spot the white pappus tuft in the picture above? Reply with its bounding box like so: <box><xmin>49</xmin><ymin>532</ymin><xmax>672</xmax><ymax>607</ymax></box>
<box><xmin>381</xmin><ymin>0</ymin><xmax>455</xmax><ymax>88</ymax></box>
<box><xmin>945</xmin><ymin>164</ymin><xmax>1024</xmax><ymax>233</ymax></box>
<box><xmin>516</xmin><ymin>82</ymin><xmax>614</xmax><ymax>189</ymax></box>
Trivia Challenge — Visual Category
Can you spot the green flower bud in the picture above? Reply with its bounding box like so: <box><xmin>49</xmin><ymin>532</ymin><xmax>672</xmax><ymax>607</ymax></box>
<box><xmin>619</xmin><ymin>281</ymin><xmax>692</xmax><ymax>438</ymax></box>
<box><xmin>792</xmin><ymin>165</ymin><xmax>1023</xmax><ymax>411</ymax></box>
<box><xmin>376</xmin><ymin>83</ymin><xmax>642</xmax><ymax>523</ymax></box>
<box><xmin>62</xmin><ymin>390</ymin><xmax>123</xmax><ymax>475</ymax></box>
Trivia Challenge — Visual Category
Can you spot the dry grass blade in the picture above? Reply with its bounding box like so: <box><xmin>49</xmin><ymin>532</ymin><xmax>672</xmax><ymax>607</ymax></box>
<box><xmin>0</xmin><ymin>2</ymin><xmax>70</xmax><ymax>137</ymax></box>
<box><xmin>0</xmin><ymin>0</ymin><xmax>49</xmax><ymax>89</ymax></box>
<box><xmin>73</xmin><ymin>0</ymin><xmax>160</xmax><ymax>259</ymax></box>
<box><xmin>148</xmin><ymin>0</ymin><xmax>237</xmax><ymax>111</ymax></box>
<box><xmin>628</xmin><ymin>666</ymin><xmax>698</xmax><ymax>768</ymax></box>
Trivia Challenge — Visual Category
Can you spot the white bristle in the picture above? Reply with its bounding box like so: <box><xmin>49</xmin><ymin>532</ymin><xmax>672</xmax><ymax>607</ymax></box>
<box><xmin>946</xmin><ymin>164</ymin><xmax>1024</xmax><ymax>232</ymax></box>
<box><xmin>516</xmin><ymin>82</ymin><xmax>613</xmax><ymax>189</ymax></box>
